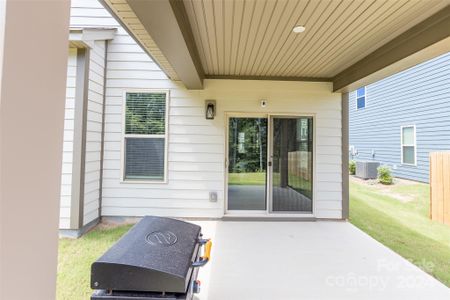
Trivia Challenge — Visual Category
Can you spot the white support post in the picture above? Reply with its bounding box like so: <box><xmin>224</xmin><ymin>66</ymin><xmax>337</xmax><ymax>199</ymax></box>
<box><xmin>0</xmin><ymin>1</ymin><xmax>71</xmax><ymax>299</ymax></box>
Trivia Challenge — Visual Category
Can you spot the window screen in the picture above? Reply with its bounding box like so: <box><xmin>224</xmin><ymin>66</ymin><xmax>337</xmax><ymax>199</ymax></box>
<box><xmin>125</xmin><ymin>92</ymin><xmax>166</xmax><ymax>135</ymax></box>
<box><xmin>124</xmin><ymin>92</ymin><xmax>167</xmax><ymax>181</ymax></box>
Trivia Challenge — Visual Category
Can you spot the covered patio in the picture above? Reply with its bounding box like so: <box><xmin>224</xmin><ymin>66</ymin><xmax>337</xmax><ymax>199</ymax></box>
<box><xmin>1</xmin><ymin>1</ymin><xmax>450</xmax><ymax>299</ymax></box>
<box><xmin>196</xmin><ymin>220</ymin><xmax>450</xmax><ymax>299</ymax></box>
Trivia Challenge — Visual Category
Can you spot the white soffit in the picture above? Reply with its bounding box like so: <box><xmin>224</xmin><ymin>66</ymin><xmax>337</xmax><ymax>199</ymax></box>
<box><xmin>103</xmin><ymin>0</ymin><xmax>180</xmax><ymax>80</ymax></box>
<box><xmin>103</xmin><ymin>0</ymin><xmax>450</xmax><ymax>83</ymax></box>
<box><xmin>182</xmin><ymin>0</ymin><xmax>449</xmax><ymax>78</ymax></box>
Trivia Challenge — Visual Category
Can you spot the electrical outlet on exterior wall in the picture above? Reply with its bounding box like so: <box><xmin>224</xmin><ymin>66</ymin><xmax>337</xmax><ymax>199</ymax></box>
<box><xmin>209</xmin><ymin>192</ymin><xmax>218</xmax><ymax>202</ymax></box>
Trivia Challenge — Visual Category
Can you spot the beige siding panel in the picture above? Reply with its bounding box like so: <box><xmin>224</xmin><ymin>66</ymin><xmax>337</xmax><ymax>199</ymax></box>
<box><xmin>252</xmin><ymin>0</ymin><xmax>308</xmax><ymax>76</ymax></box>
<box><xmin>262</xmin><ymin>0</ymin><xmax>319</xmax><ymax>76</ymax></box>
<box><xmin>66</xmin><ymin>1</ymin><xmax>111</xmax><ymax>228</ymax></box>
<box><xmin>321</xmin><ymin>0</ymin><xmax>443</xmax><ymax>75</ymax></box>
<box><xmin>306</xmin><ymin>0</ymin><xmax>406</xmax><ymax>75</ymax></box>
<box><xmin>267</xmin><ymin>0</ymin><xmax>339</xmax><ymax>76</ymax></box>
<box><xmin>228</xmin><ymin>0</ymin><xmax>245</xmax><ymax>75</ymax></box>
<box><xmin>240</xmin><ymin>0</ymin><xmax>279</xmax><ymax>75</ymax></box>
<box><xmin>59</xmin><ymin>48</ymin><xmax>78</xmax><ymax>229</ymax></box>
<box><xmin>221</xmin><ymin>0</ymin><xmax>234</xmax><ymax>75</ymax></box>
<box><xmin>277</xmin><ymin>0</ymin><xmax>357</xmax><ymax>76</ymax></box>
<box><xmin>187</xmin><ymin>0</ymin><xmax>217</xmax><ymax>74</ymax></box>
<box><xmin>83</xmin><ymin>40</ymin><xmax>106</xmax><ymax>226</ymax></box>
<box><xmin>174</xmin><ymin>0</ymin><xmax>448</xmax><ymax>77</ymax></box>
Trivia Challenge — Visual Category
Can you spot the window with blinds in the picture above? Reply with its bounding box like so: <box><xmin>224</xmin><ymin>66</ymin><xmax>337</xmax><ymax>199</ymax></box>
<box><xmin>123</xmin><ymin>92</ymin><xmax>168</xmax><ymax>182</ymax></box>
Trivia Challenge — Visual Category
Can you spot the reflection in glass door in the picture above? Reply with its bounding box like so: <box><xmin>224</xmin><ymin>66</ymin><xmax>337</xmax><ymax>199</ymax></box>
<box><xmin>227</xmin><ymin>117</ymin><xmax>267</xmax><ymax>211</ymax></box>
<box><xmin>270</xmin><ymin>117</ymin><xmax>313</xmax><ymax>212</ymax></box>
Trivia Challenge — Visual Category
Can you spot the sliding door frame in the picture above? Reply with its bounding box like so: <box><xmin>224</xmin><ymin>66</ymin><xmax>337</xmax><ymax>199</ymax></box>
<box><xmin>267</xmin><ymin>114</ymin><xmax>316</xmax><ymax>215</ymax></box>
<box><xmin>224</xmin><ymin>112</ymin><xmax>316</xmax><ymax>218</ymax></box>
<box><xmin>224</xmin><ymin>113</ymin><xmax>269</xmax><ymax>215</ymax></box>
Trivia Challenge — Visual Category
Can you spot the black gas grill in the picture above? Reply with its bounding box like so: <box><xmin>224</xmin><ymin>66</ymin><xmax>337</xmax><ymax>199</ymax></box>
<box><xmin>91</xmin><ymin>216</ymin><xmax>212</xmax><ymax>300</ymax></box>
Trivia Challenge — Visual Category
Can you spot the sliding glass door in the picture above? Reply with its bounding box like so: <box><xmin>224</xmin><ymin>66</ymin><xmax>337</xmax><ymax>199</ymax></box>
<box><xmin>269</xmin><ymin>117</ymin><xmax>313</xmax><ymax>213</ymax></box>
<box><xmin>227</xmin><ymin>117</ymin><xmax>267</xmax><ymax>211</ymax></box>
<box><xmin>226</xmin><ymin>115</ymin><xmax>313</xmax><ymax>214</ymax></box>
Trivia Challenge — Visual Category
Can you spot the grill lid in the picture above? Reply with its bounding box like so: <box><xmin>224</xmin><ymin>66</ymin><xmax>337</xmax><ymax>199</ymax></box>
<box><xmin>91</xmin><ymin>216</ymin><xmax>201</xmax><ymax>293</ymax></box>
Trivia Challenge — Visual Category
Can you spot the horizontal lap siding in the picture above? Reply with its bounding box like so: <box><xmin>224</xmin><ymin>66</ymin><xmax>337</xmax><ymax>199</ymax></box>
<box><xmin>72</xmin><ymin>0</ymin><xmax>343</xmax><ymax>219</ymax></box>
<box><xmin>67</xmin><ymin>0</ymin><xmax>115</xmax><ymax>227</ymax></box>
<box><xmin>349</xmin><ymin>52</ymin><xmax>450</xmax><ymax>183</ymax></box>
<box><xmin>83</xmin><ymin>40</ymin><xmax>106</xmax><ymax>225</ymax></box>
<box><xmin>205</xmin><ymin>81</ymin><xmax>343</xmax><ymax>219</ymax></box>
<box><xmin>60</xmin><ymin>48</ymin><xmax>77</xmax><ymax>229</ymax></box>
<box><xmin>70</xmin><ymin>0</ymin><xmax>119</xmax><ymax>28</ymax></box>
<box><xmin>103</xmin><ymin>28</ymin><xmax>225</xmax><ymax>218</ymax></box>
<box><xmin>103</xmin><ymin>42</ymin><xmax>342</xmax><ymax>218</ymax></box>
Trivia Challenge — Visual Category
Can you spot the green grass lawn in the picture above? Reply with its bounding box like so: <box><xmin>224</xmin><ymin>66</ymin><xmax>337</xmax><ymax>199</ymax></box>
<box><xmin>57</xmin><ymin>178</ymin><xmax>450</xmax><ymax>298</ymax></box>
<box><xmin>228</xmin><ymin>172</ymin><xmax>266</xmax><ymax>185</ymax></box>
<box><xmin>350</xmin><ymin>179</ymin><xmax>450</xmax><ymax>287</ymax></box>
<box><xmin>229</xmin><ymin>172</ymin><xmax>312</xmax><ymax>198</ymax></box>
<box><xmin>57</xmin><ymin>224</ymin><xmax>132</xmax><ymax>300</ymax></box>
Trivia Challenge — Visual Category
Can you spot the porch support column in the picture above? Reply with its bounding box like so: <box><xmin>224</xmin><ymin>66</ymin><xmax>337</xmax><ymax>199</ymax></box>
<box><xmin>341</xmin><ymin>92</ymin><xmax>350</xmax><ymax>220</ymax></box>
<box><xmin>0</xmin><ymin>1</ymin><xmax>70</xmax><ymax>299</ymax></box>
<box><xmin>70</xmin><ymin>48</ymin><xmax>90</xmax><ymax>230</ymax></box>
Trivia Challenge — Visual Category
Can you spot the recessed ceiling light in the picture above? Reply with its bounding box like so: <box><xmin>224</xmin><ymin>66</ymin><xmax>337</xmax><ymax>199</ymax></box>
<box><xmin>293</xmin><ymin>25</ymin><xmax>306</xmax><ymax>33</ymax></box>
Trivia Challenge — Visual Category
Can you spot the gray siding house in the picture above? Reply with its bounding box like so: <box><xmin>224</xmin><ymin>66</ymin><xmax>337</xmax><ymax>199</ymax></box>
<box><xmin>349</xmin><ymin>52</ymin><xmax>450</xmax><ymax>183</ymax></box>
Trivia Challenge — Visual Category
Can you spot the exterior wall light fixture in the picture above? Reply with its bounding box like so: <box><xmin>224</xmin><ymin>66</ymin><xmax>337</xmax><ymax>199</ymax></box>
<box><xmin>205</xmin><ymin>100</ymin><xmax>216</xmax><ymax>120</ymax></box>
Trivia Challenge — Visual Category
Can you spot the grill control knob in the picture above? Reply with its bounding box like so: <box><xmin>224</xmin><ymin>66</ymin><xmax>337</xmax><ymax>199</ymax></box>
<box><xmin>193</xmin><ymin>280</ymin><xmax>201</xmax><ymax>294</ymax></box>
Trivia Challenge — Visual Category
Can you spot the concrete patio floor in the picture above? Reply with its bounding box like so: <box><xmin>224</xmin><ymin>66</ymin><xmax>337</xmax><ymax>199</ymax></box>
<box><xmin>193</xmin><ymin>221</ymin><xmax>450</xmax><ymax>300</ymax></box>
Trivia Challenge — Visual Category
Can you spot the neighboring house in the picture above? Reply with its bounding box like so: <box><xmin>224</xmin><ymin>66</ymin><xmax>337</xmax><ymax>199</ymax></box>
<box><xmin>349</xmin><ymin>52</ymin><xmax>450</xmax><ymax>183</ymax></box>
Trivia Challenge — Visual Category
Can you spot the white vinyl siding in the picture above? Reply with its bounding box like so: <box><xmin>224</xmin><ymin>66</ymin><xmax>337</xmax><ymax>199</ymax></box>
<box><xmin>59</xmin><ymin>48</ymin><xmax>78</xmax><ymax>229</ymax></box>
<box><xmin>401</xmin><ymin>125</ymin><xmax>416</xmax><ymax>166</ymax></box>
<box><xmin>59</xmin><ymin>0</ymin><xmax>112</xmax><ymax>229</ymax></box>
<box><xmin>102</xmin><ymin>34</ymin><xmax>343</xmax><ymax>218</ymax></box>
<box><xmin>70</xmin><ymin>0</ymin><xmax>119</xmax><ymax>28</ymax></box>
<box><xmin>83</xmin><ymin>39</ymin><xmax>107</xmax><ymax>225</ymax></box>
<box><xmin>60</xmin><ymin>41</ymin><xmax>107</xmax><ymax>228</ymax></box>
<box><xmin>67</xmin><ymin>0</ymin><xmax>343</xmax><ymax>220</ymax></box>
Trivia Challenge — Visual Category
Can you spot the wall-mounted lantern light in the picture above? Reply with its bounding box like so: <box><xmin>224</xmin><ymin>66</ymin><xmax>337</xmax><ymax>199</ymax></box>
<box><xmin>205</xmin><ymin>100</ymin><xmax>216</xmax><ymax>120</ymax></box>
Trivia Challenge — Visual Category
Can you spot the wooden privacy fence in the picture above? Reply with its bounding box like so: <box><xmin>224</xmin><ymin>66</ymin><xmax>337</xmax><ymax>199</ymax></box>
<box><xmin>288</xmin><ymin>151</ymin><xmax>312</xmax><ymax>181</ymax></box>
<box><xmin>430</xmin><ymin>152</ymin><xmax>450</xmax><ymax>225</ymax></box>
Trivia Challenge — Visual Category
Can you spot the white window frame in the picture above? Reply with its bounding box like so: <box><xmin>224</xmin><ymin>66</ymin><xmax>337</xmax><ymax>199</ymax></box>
<box><xmin>400</xmin><ymin>125</ymin><xmax>416</xmax><ymax>166</ymax></box>
<box><xmin>121</xmin><ymin>89</ymin><xmax>170</xmax><ymax>183</ymax></box>
<box><xmin>356</xmin><ymin>86</ymin><xmax>366</xmax><ymax>110</ymax></box>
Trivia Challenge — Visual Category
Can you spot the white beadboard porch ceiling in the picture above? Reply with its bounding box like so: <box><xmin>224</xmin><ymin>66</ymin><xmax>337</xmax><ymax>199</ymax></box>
<box><xmin>183</xmin><ymin>0</ymin><xmax>448</xmax><ymax>78</ymax></box>
<box><xmin>102</xmin><ymin>0</ymin><xmax>450</xmax><ymax>90</ymax></box>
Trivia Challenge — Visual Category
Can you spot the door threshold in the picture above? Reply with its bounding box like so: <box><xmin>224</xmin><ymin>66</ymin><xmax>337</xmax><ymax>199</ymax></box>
<box><xmin>222</xmin><ymin>215</ymin><xmax>316</xmax><ymax>222</ymax></box>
